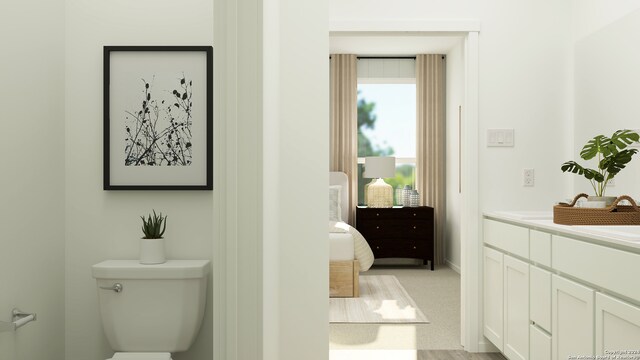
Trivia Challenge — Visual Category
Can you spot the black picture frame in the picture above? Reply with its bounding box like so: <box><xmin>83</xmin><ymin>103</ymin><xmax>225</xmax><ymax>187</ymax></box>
<box><xmin>103</xmin><ymin>46</ymin><xmax>213</xmax><ymax>190</ymax></box>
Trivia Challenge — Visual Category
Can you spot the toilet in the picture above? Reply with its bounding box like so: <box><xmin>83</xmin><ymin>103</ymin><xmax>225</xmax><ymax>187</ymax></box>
<box><xmin>92</xmin><ymin>259</ymin><xmax>210</xmax><ymax>360</ymax></box>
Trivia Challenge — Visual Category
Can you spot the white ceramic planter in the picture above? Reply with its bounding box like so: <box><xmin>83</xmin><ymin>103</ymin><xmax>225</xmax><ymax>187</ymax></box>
<box><xmin>139</xmin><ymin>238</ymin><xmax>166</xmax><ymax>265</ymax></box>
<box><xmin>588</xmin><ymin>196</ymin><xmax>617</xmax><ymax>208</ymax></box>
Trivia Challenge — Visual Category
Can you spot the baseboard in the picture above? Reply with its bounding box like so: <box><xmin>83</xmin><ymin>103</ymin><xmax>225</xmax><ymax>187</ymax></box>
<box><xmin>475</xmin><ymin>340</ymin><xmax>500</xmax><ymax>353</ymax></box>
<box><xmin>445</xmin><ymin>259</ymin><xmax>461</xmax><ymax>274</ymax></box>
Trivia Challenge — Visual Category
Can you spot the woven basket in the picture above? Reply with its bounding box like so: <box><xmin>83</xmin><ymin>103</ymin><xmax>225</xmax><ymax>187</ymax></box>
<box><xmin>553</xmin><ymin>193</ymin><xmax>640</xmax><ymax>225</ymax></box>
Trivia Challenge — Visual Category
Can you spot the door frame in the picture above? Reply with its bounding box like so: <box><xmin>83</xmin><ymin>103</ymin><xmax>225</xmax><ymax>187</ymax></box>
<box><xmin>330</xmin><ymin>19</ymin><xmax>483</xmax><ymax>351</ymax></box>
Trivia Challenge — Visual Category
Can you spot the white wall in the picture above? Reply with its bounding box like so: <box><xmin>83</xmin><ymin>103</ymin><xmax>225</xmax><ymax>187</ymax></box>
<box><xmin>221</xmin><ymin>0</ymin><xmax>330</xmax><ymax>359</ymax></box>
<box><xmin>571</xmin><ymin>0</ymin><xmax>640</xmax><ymax>41</ymax></box>
<box><xmin>572</xmin><ymin>6</ymin><xmax>640</xmax><ymax>199</ymax></box>
<box><xmin>445</xmin><ymin>41</ymin><xmax>465</xmax><ymax>272</ymax></box>
<box><xmin>64</xmin><ymin>1</ymin><xmax>214</xmax><ymax>359</ymax></box>
<box><xmin>0</xmin><ymin>0</ymin><xmax>66</xmax><ymax>359</ymax></box>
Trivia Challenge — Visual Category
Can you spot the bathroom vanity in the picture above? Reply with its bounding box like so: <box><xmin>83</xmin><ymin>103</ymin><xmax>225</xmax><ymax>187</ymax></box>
<box><xmin>482</xmin><ymin>212</ymin><xmax>640</xmax><ymax>360</ymax></box>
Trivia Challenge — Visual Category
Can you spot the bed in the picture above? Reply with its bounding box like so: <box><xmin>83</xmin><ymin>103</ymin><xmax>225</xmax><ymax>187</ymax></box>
<box><xmin>329</xmin><ymin>172</ymin><xmax>374</xmax><ymax>297</ymax></box>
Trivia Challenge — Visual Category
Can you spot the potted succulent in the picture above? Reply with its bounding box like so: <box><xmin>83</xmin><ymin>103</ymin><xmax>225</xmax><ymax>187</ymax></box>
<box><xmin>139</xmin><ymin>210</ymin><xmax>167</xmax><ymax>264</ymax></box>
<box><xmin>561</xmin><ymin>129</ymin><xmax>639</xmax><ymax>207</ymax></box>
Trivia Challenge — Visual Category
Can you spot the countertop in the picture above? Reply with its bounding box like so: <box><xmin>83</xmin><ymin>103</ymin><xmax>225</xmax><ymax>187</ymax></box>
<box><xmin>484</xmin><ymin>211</ymin><xmax>640</xmax><ymax>252</ymax></box>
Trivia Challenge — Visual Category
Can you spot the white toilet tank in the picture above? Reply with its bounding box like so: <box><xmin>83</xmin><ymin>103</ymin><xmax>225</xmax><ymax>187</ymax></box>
<box><xmin>92</xmin><ymin>260</ymin><xmax>210</xmax><ymax>352</ymax></box>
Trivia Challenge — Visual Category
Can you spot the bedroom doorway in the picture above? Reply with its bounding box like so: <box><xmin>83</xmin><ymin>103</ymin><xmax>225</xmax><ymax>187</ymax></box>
<box><xmin>328</xmin><ymin>27</ymin><xmax>481</xmax><ymax>357</ymax></box>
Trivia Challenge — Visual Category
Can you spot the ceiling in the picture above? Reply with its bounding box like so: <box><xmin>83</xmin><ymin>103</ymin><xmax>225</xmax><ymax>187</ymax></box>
<box><xmin>329</xmin><ymin>35</ymin><xmax>465</xmax><ymax>56</ymax></box>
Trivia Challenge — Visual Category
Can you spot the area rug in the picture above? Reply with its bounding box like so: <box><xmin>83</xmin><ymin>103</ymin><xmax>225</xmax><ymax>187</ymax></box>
<box><xmin>329</xmin><ymin>275</ymin><xmax>429</xmax><ymax>324</ymax></box>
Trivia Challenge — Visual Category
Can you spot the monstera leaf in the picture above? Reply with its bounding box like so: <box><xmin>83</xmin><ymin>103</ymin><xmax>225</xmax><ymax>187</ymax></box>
<box><xmin>560</xmin><ymin>161</ymin><xmax>604</xmax><ymax>182</ymax></box>
<box><xmin>579</xmin><ymin>130</ymin><xmax>639</xmax><ymax>160</ymax></box>
<box><xmin>563</xmin><ymin>129</ymin><xmax>639</xmax><ymax>196</ymax></box>
<box><xmin>599</xmin><ymin>148</ymin><xmax>639</xmax><ymax>175</ymax></box>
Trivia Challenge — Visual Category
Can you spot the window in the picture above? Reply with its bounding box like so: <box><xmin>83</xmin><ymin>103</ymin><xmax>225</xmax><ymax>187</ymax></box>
<box><xmin>357</xmin><ymin>83</ymin><xmax>416</xmax><ymax>205</ymax></box>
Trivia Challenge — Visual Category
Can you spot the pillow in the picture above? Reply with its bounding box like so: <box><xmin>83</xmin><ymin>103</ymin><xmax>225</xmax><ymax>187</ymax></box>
<box><xmin>329</xmin><ymin>185</ymin><xmax>342</xmax><ymax>222</ymax></box>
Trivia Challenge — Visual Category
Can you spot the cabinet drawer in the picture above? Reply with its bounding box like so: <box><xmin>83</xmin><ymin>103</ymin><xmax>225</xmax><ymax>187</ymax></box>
<box><xmin>530</xmin><ymin>230</ymin><xmax>551</xmax><ymax>267</ymax></box>
<box><xmin>484</xmin><ymin>219</ymin><xmax>529</xmax><ymax>258</ymax></box>
<box><xmin>552</xmin><ymin>235</ymin><xmax>640</xmax><ymax>301</ymax></box>
<box><xmin>530</xmin><ymin>266</ymin><xmax>551</xmax><ymax>333</ymax></box>
<box><xmin>530</xmin><ymin>325</ymin><xmax>551</xmax><ymax>360</ymax></box>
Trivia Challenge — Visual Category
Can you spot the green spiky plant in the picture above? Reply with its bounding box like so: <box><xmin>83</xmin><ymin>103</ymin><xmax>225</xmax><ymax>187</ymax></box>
<box><xmin>561</xmin><ymin>129</ymin><xmax>639</xmax><ymax>197</ymax></box>
<box><xmin>140</xmin><ymin>210</ymin><xmax>167</xmax><ymax>239</ymax></box>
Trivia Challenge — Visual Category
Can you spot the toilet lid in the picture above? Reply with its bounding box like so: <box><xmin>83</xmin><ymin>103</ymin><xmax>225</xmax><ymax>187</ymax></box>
<box><xmin>109</xmin><ymin>353</ymin><xmax>172</xmax><ymax>360</ymax></box>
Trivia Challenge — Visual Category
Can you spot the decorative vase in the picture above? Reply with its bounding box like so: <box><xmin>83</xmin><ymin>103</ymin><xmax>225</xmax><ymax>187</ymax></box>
<box><xmin>410</xmin><ymin>190</ymin><xmax>420</xmax><ymax>207</ymax></box>
<box><xmin>402</xmin><ymin>185</ymin><xmax>412</xmax><ymax>207</ymax></box>
<box><xmin>139</xmin><ymin>238</ymin><xmax>166</xmax><ymax>265</ymax></box>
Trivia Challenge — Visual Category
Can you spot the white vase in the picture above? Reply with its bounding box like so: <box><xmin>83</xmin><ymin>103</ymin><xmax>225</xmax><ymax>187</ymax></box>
<box><xmin>139</xmin><ymin>238</ymin><xmax>166</xmax><ymax>265</ymax></box>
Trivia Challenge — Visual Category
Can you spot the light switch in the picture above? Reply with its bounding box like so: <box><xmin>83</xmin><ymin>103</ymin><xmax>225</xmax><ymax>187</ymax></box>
<box><xmin>487</xmin><ymin>129</ymin><xmax>515</xmax><ymax>147</ymax></box>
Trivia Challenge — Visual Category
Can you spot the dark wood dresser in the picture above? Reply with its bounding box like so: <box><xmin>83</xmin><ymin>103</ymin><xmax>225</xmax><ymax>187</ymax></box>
<box><xmin>356</xmin><ymin>206</ymin><xmax>434</xmax><ymax>270</ymax></box>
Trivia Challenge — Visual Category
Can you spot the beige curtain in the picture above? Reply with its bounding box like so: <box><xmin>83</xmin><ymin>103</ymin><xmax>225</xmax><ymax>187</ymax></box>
<box><xmin>329</xmin><ymin>54</ymin><xmax>358</xmax><ymax>225</ymax></box>
<box><xmin>416</xmin><ymin>54</ymin><xmax>446</xmax><ymax>266</ymax></box>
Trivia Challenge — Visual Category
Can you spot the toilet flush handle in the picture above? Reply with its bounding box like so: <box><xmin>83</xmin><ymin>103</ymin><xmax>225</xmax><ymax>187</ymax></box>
<box><xmin>99</xmin><ymin>283</ymin><xmax>123</xmax><ymax>293</ymax></box>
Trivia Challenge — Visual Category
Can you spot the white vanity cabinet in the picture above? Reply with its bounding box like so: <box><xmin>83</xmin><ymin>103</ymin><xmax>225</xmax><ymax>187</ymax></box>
<box><xmin>503</xmin><ymin>255</ymin><xmax>529</xmax><ymax>360</ymax></box>
<box><xmin>529</xmin><ymin>266</ymin><xmax>551</xmax><ymax>333</ymax></box>
<box><xmin>595</xmin><ymin>293</ymin><xmax>640</xmax><ymax>354</ymax></box>
<box><xmin>530</xmin><ymin>325</ymin><xmax>551</xmax><ymax>360</ymax></box>
<box><xmin>483</xmin><ymin>246</ymin><xmax>504</xmax><ymax>350</ymax></box>
<box><xmin>483</xmin><ymin>216</ymin><xmax>640</xmax><ymax>360</ymax></box>
<box><xmin>551</xmin><ymin>275</ymin><xmax>594</xmax><ymax>360</ymax></box>
<box><xmin>483</xmin><ymin>246</ymin><xmax>530</xmax><ymax>359</ymax></box>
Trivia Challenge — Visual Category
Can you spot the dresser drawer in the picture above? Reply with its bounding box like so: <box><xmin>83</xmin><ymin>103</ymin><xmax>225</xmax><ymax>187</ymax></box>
<box><xmin>369</xmin><ymin>239</ymin><xmax>425</xmax><ymax>258</ymax></box>
<box><xmin>356</xmin><ymin>207</ymin><xmax>432</xmax><ymax>220</ymax></box>
<box><xmin>357</xmin><ymin>222</ymin><xmax>430</xmax><ymax>239</ymax></box>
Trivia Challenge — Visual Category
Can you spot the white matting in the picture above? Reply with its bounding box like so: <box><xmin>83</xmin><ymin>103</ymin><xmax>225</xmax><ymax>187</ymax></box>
<box><xmin>330</xmin><ymin>275</ymin><xmax>429</xmax><ymax>324</ymax></box>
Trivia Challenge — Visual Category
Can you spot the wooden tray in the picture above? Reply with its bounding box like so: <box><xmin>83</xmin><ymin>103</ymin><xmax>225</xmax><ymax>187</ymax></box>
<box><xmin>553</xmin><ymin>193</ymin><xmax>640</xmax><ymax>225</ymax></box>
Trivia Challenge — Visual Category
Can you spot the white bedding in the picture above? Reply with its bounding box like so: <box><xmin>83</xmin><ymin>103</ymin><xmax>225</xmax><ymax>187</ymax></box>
<box><xmin>329</xmin><ymin>221</ymin><xmax>374</xmax><ymax>271</ymax></box>
<box><xmin>329</xmin><ymin>233</ymin><xmax>354</xmax><ymax>261</ymax></box>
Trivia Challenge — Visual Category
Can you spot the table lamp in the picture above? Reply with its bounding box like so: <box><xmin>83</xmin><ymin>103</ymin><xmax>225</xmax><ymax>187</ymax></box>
<box><xmin>363</xmin><ymin>156</ymin><xmax>395</xmax><ymax>208</ymax></box>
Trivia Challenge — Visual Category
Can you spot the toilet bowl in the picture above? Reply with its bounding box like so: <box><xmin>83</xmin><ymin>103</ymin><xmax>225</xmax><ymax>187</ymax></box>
<box><xmin>92</xmin><ymin>260</ymin><xmax>210</xmax><ymax>359</ymax></box>
<box><xmin>107</xmin><ymin>353</ymin><xmax>172</xmax><ymax>360</ymax></box>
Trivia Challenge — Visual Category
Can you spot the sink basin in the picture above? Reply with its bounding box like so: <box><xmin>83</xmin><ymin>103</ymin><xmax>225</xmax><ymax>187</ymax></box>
<box><xmin>574</xmin><ymin>225</ymin><xmax>640</xmax><ymax>241</ymax></box>
<box><xmin>492</xmin><ymin>211</ymin><xmax>553</xmax><ymax>220</ymax></box>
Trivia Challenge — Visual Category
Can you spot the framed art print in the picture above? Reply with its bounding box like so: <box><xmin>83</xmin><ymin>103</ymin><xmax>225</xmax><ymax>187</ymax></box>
<box><xmin>104</xmin><ymin>46</ymin><xmax>213</xmax><ymax>190</ymax></box>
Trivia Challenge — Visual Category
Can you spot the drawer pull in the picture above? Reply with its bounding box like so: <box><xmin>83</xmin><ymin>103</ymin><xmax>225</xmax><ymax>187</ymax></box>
<box><xmin>376</xmin><ymin>246</ymin><xmax>380</xmax><ymax>249</ymax></box>
<box><xmin>376</xmin><ymin>213</ymin><xmax>379</xmax><ymax>216</ymax></box>
<box><xmin>413</xmin><ymin>246</ymin><xmax>417</xmax><ymax>250</ymax></box>
<box><xmin>413</xmin><ymin>226</ymin><xmax>417</xmax><ymax>229</ymax></box>
<box><xmin>413</xmin><ymin>213</ymin><xmax>417</xmax><ymax>216</ymax></box>
<box><xmin>376</xmin><ymin>226</ymin><xmax>379</xmax><ymax>229</ymax></box>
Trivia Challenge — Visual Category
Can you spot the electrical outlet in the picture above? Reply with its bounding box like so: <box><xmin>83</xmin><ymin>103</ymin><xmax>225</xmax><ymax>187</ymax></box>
<box><xmin>523</xmin><ymin>168</ymin><xmax>534</xmax><ymax>187</ymax></box>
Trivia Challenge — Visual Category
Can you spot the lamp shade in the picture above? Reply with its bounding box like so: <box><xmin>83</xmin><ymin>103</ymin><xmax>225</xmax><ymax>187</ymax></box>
<box><xmin>363</xmin><ymin>157</ymin><xmax>395</xmax><ymax>178</ymax></box>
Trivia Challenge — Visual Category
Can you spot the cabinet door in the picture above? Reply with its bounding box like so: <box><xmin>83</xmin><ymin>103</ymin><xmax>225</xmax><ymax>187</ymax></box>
<box><xmin>595</xmin><ymin>293</ymin><xmax>640</xmax><ymax>354</ymax></box>
<box><xmin>504</xmin><ymin>255</ymin><xmax>529</xmax><ymax>360</ymax></box>
<box><xmin>530</xmin><ymin>266</ymin><xmax>551</xmax><ymax>333</ymax></box>
<box><xmin>484</xmin><ymin>246</ymin><xmax>504</xmax><ymax>351</ymax></box>
<box><xmin>552</xmin><ymin>275</ymin><xmax>594</xmax><ymax>360</ymax></box>
<box><xmin>530</xmin><ymin>325</ymin><xmax>551</xmax><ymax>360</ymax></box>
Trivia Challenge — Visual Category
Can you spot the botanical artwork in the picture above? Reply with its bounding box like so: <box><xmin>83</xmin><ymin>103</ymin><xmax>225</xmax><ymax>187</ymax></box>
<box><xmin>125</xmin><ymin>75</ymin><xmax>194</xmax><ymax>167</ymax></box>
<box><xmin>104</xmin><ymin>45</ymin><xmax>212</xmax><ymax>190</ymax></box>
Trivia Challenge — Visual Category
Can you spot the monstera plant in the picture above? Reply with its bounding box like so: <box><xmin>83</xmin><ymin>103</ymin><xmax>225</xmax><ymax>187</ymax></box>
<box><xmin>561</xmin><ymin>129</ymin><xmax>639</xmax><ymax>197</ymax></box>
